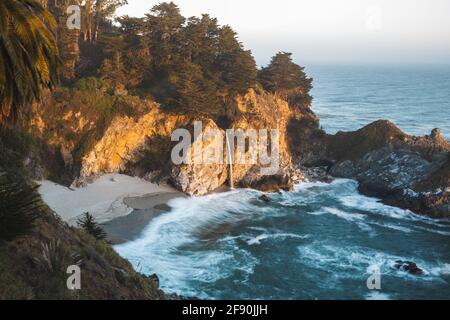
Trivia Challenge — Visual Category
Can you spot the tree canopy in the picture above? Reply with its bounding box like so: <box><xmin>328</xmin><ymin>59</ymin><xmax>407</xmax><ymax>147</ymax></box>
<box><xmin>258</xmin><ymin>52</ymin><xmax>313</xmax><ymax>109</ymax></box>
<box><xmin>116</xmin><ymin>2</ymin><xmax>259</xmax><ymax>119</ymax></box>
<box><xmin>259</xmin><ymin>52</ymin><xmax>312</xmax><ymax>93</ymax></box>
<box><xmin>2</xmin><ymin>1</ymin><xmax>313</xmax><ymax>125</ymax></box>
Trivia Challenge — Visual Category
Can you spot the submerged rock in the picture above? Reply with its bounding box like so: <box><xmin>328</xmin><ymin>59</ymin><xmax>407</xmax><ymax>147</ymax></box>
<box><xmin>394</xmin><ymin>261</ymin><xmax>424</xmax><ymax>276</ymax></box>
<box><xmin>259</xmin><ymin>194</ymin><xmax>271</xmax><ymax>203</ymax></box>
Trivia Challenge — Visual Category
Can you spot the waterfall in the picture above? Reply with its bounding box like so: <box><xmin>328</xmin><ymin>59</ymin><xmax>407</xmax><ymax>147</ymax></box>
<box><xmin>225</xmin><ymin>131</ymin><xmax>234</xmax><ymax>188</ymax></box>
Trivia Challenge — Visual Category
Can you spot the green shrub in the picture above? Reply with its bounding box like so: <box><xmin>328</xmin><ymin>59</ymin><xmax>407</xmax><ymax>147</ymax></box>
<box><xmin>0</xmin><ymin>129</ymin><xmax>39</xmax><ymax>175</ymax></box>
<box><xmin>73</xmin><ymin>77</ymin><xmax>112</xmax><ymax>93</ymax></box>
<box><xmin>77</xmin><ymin>212</ymin><xmax>107</xmax><ymax>241</ymax></box>
<box><xmin>34</xmin><ymin>239</ymin><xmax>81</xmax><ymax>276</ymax></box>
<box><xmin>0</xmin><ymin>171</ymin><xmax>41</xmax><ymax>242</ymax></box>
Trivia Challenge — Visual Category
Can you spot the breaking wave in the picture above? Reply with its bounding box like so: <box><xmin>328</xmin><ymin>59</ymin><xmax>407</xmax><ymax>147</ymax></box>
<box><xmin>115</xmin><ymin>179</ymin><xmax>450</xmax><ymax>299</ymax></box>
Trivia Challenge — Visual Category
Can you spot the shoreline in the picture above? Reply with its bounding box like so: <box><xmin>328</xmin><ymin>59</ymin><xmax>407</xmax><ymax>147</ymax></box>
<box><xmin>38</xmin><ymin>173</ymin><xmax>184</xmax><ymax>226</ymax></box>
<box><xmin>38</xmin><ymin>173</ymin><xmax>235</xmax><ymax>245</ymax></box>
<box><xmin>103</xmin><ymin>191</ymin><xmax>187</xmax><ymax>244</ymax></box>
<box><xmin>103</xmin><ymin>185</ymin><xmax>230</xmax><ymax>244</ymax></box>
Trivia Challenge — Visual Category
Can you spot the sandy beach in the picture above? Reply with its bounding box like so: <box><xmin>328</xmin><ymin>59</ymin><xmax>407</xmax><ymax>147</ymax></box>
<box><xmin>38</xmin><ymin>174</ymin><xmax>185</xmax><ymax>228</ymax></box>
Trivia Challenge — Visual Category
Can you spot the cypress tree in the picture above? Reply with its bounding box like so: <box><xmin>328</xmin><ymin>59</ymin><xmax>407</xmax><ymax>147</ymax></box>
<box><xmin>259</xmin><ymin>52</ymin><xmax>312</xmax><ymax>94</ymax></box>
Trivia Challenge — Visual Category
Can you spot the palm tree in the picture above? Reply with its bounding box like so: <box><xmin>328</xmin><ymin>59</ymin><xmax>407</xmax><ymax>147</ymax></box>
<box><xmin>0</xmin><ymin>170</ymin><xmax>42</xmax><ymax>241</ymax></box>
<box><xmin>0</xmin><ymin>0</ymin><xmax>59</xmax><ymax>126</ymax></box>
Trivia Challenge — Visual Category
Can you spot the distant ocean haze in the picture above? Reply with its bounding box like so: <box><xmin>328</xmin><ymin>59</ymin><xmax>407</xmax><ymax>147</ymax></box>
<box><xmin>307</xmin><ymin>64</ymin><xmax>450</xmax><ymax>139</ymax></box>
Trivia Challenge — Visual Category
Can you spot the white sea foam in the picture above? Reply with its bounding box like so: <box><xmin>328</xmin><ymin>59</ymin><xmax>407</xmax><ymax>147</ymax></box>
<box><xmin>323</xmin><ymin>207</ymin><xmax>366</xmax><ymax>221</ymax></box>
<box><xmin>368</xmin><ymin>221</ymin><xmax>413</xmax><ymax>233</ymax></box>
<box><xmin>293</xmin><ymin>181</ymin><xmax>330</xmax><ymax>191</ymax></box>
<box><xmin>114</xmin><ymin>178</ymin><xmax>450</xmax><ymax>299</ymax></box>
<box><xmin>432</xmin><ymin>263</ymin><xmax>450</xmax><ymax>276</ymax></box>
<box><xmin>340</xmin><ymin>191</ymin><xmax>447</xmax><ymax>227</ymax></box>
<box><xmin>413</xmin><ymin>225</ymin><xmax>450</xmax><ymax>236</ymax></box>
<box><xmin>340</xmin><ymin>194</ymin><xmax>413</xmax><ymax>220</ymax></box>
<box><xmin>245</xmin><ymin>233</ymin><xmax>309</xmax><ymax>245</ymax></box>
<box><xmin>296</xmin><ymin>241</ymin><xmax>446</xmax><ymax>283</ymax></box>
<box><xmin>365</xmin><ymin>291</ymin><xmax>392</xmax><ymax>300</ymax></box>
<box><xmin>114</xmin><ymin>189</ymin><xmax>261</xmax><ymax>297</ymax></box>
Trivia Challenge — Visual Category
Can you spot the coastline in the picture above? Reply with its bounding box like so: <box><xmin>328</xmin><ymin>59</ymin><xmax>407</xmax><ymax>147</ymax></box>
<box><xmin>38</xmin><ymin>173</ymin><xmax>184</xmax><ymax>226</ymax></box>
<box><xmin>103</xmin><ymin>185</ymin><xmax>231</xmax><ymax>244</ymax></box>
<box><xmin>37</xmin><ymin>173</ymin><xmax>234</xmax><ymax>245</ymax></box>
<box><xmin>103</xmin><ymin>192</ymin><xmax>187</xmax><ymax>244</ymax></box>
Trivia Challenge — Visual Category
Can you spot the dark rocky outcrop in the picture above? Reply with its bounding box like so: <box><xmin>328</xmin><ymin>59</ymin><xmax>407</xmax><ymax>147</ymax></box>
<box><xmin>394</xmin><ymin>261</ymin><xmax>424</xmax><ymax>276</ymax></box>
<box><xmin>322</xmin><ymin>121</ymin><xmax>450</xmax><ymax>218</ymax></box>
<box><xmin>287</xmin><ymin>111</ymin><xmax>328</xmax><ymax>166</ymax></box>
<box><xmin>329</xmin><ymin>148</ymin><xmax>431</xmax><ymax>195</ymax></box>
<box><xmin>259</xmin><ymin>195</ymin><xmax>271</xmax><ymax>203</ymax></box>
<box><xmin>326</xmin><ymin>121</ymin><xmax>448</xmax><ymax>162</ymax></box>
<box><xmin>241</xmin><ymin>172</ymin><xmax>293</xmax><ymax>193</ymax></box>
<box><xmin>288</xmin><ymin>116</ymin><xmax>449</xmax><ymax>217</ymax></box>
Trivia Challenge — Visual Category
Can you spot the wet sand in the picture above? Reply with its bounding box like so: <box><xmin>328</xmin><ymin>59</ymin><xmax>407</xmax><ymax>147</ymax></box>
<box><xmin>102</xmin><ymin>191</ymin><xmax>187</xmax><ymax>244</ymax></box>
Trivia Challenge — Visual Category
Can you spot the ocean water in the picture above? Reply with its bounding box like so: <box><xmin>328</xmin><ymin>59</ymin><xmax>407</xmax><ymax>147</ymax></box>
<box><xmin>115</xmin><ymin>180</ymin><xmax>450</xmax><ymax>300</ymax></box>
<box><xmin>308</xmin><ymin>64</ymin><xmax>450</xmax><ymax>139</ymax></box>
<box><xmin>114</xmin><ymin>65</ymin><xmax>450</xmax><ymax>300</ymax></box>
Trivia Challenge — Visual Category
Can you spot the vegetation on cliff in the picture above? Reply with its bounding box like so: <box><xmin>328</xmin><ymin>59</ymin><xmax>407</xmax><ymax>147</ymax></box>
<box><xmin>77</xmin><ymin>212</ymin><xmax>107</xmax><ymax>241</ymax></box>
<box><xmin>0</xmin><ymin>169</ymin><xmax>165</xmax><ymax>299</ymax></box>
<box><xmin>41</xmin><ymin>1</ymin><xmax>311</xmax><ymax>123</ymax></box>
<box><xmin>70</xmin><ymin>2</ymin><xmax>260</xmax><ymax>120</ymax></box>
<box><xmin>0</xmin><ymin>171</ymin><xmax>41</xmax><ymax>241</ymax></box>
<box><xmin>259</xmin><ymin>52</ymin><xmax>313</xmax><ymax>110</ymax></box>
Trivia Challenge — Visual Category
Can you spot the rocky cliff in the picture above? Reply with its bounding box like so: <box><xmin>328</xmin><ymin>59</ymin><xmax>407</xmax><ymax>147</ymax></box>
<box><xmin>25</xmin><ymin>87</ymin><xmax>449</xmax><ymax>217</ymax></box>
<box><xmin>82</xmin><ymin>89</ymin><xmax>307</xmax><ymax>195</ymax></box>
<box><xmin>321</xmin><ymin>122</ymin><xmax>449</xmax><ymax>217</ymax></box>
<box><xmin>78</xmin><ymin>108</ymin><xmax>188</xmax><ymax>184</ymax></box>
<box><xmin>30</xmin><ymin>88</ymin><xmax>308</xmax><ymax>195</ymax></box>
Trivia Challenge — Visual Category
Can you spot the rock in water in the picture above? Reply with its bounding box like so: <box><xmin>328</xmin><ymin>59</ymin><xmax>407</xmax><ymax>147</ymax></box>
<box><xmin>259</xmin><ymin>195</ymin><xmax>271</xmax><ymax>203</ymax></box>
<box><xmin>394</xmin><ymin>260</ymin><xmax>424</xmax><ymax>275</ymax></box>
<box><xmin>244</xmin><ymin>173</ymin><xmax>293</xmax><ymax>193</ymax></box>
<box><xmin>325</xmin><ymin>121</ymin><xmax>450</xmax><ymax>218</ymax></box>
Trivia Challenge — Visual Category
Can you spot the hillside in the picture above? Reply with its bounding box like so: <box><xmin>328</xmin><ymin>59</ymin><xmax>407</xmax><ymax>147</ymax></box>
<box><xmin>0</xmin><ymin>171</ymin><xmax>166</xmax><ymax>299</ymax></box>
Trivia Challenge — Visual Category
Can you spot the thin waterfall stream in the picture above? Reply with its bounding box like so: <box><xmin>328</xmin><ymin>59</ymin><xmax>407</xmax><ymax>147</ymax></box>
<box><xmin>225</xmin><ymin>131</ymin><xmax>234</xmax><ymax>188</ymax></box>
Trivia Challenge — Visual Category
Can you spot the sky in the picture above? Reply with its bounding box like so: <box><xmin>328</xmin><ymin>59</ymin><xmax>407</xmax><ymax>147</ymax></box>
<box><xmin>116</xmin><ymin>0</ymin><xmax>450</xmax><ymax>66</ymax></box>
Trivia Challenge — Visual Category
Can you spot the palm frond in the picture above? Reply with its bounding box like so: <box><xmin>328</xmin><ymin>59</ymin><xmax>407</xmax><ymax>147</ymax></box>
<box><xmin>0</xmin><ymin>0</ymin><xmax>59</xmax><ymax>126</ymax></box>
